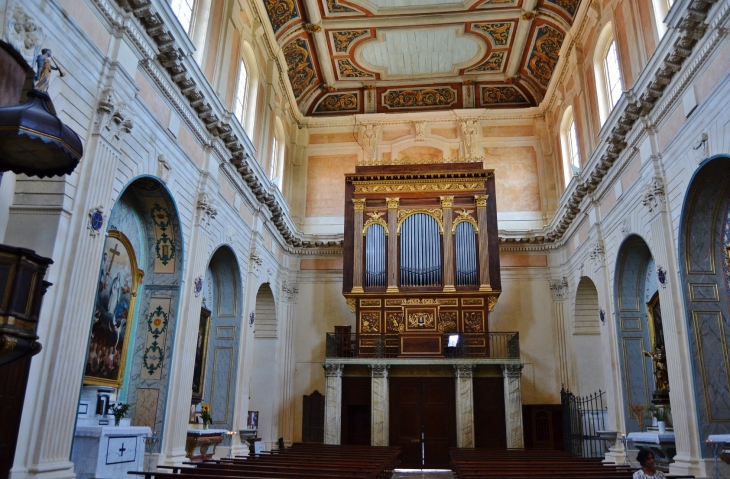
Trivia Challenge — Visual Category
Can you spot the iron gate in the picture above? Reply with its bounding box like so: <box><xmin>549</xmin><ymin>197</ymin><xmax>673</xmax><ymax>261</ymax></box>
<box><xmin>561</xmin><ymin>387</ymin><xmax>608</xmax><ymax>458</ymax></box>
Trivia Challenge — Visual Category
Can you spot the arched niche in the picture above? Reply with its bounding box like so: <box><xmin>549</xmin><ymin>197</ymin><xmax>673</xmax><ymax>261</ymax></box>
<box><xmin>192</xmin><ymin>246</ymin><xmax>243</xmax><ymax>431</ymax></box>
<box><xmin>678</xmin><ymin>154</ymin><xmax>730</xmax><ymax>451</ymax></box>
<box><xmin>76</xmin><ymin>176</ymin><xmax>184</xmax><ymax>452</ymax></box>
<box><xmin>572</xmin><ymin>276</ymin><xmax>605</xmax><ymax>395</ymax></box>
<box><xmin>614</xmin><ymin>235</ymin><xmax>658</xmax><ymax>433</ymax></box>
<box><xmin>250</xmin><ymin>283</ymin><xmax>278</xmax><ymax>449</ymax></box>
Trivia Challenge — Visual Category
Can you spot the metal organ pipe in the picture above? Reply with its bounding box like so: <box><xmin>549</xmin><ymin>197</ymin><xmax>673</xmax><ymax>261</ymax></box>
<box><xmin>455</xmin><ymin>222</ymin><xmax>477</xmax><ymax>286</ymax></box>
<box><xmin>399</xmin><ymin>213</ymin><xmax>442</xmax><ymax>287</ymax></box>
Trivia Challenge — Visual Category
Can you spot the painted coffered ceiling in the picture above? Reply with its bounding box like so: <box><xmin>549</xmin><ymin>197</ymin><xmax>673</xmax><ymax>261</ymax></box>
<box><xmin>262</xmin><ymin>0</ymin><xmax>581</xmax><ymax>116</ymax></box>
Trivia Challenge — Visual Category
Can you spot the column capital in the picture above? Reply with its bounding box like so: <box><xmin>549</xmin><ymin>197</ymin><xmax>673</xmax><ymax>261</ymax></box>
<box><xmin>323</xmin><ymin>363</ymin><xmax>344</xmax><ymax>377</ymax></box>
<box><xmin>352</xmin><ymin>198</ymin><xmax>366</xmax><ymax>211</ymax></box>
<box><xmin>502</xmin><ymin>363</ymin><xmax>524</xmax><ymax>378</ymax></box>
<box><xmin>440</xmin><ymin>196</ymin><xmax>454</xmax><ymax>208</ymax></box>
<box><xmin>549</xmin><ymin>277</ymin><xmax>569</xmax><ymax>301</ymax></box>
<box><xmin>454</xmin><ymin>364</ymin><xmax>474</xmax><ymax>378</ymax></box>
<box><xmin>474</xmin><ymin>195</ymin><xmax>489</xmax><ymax>208</ymax></box>
<box><xmin>369</xmin><ymin>364</ymin><xmax>389</xmax><ymax>378</ymax></box>
<box><xmin>386</xmin><ymin>197</ymin><xmax>400</xmax><ymax>209</ymax></box>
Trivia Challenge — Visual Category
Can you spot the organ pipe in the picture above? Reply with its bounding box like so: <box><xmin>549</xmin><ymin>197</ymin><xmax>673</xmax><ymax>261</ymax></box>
<box><xmin>455</xmin><ymin>222</ymin><xmax>478</xmax><ymax>286</ymax></box>
<box><xmin>399</xmin><ymin>213</ymin><xmax>442</xmax><ymax>287</ymax></box>
<box><xmin>365</xmin><ymin>224</ymin><xmax>386</xmax><ymax>287</ymax></box>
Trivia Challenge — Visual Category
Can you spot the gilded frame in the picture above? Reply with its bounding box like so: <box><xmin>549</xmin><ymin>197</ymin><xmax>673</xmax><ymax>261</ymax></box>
<box><xmin>192</xmin><ymin>307</ymin><xmax>212</xmax><ymax>401</ymax></box>
<box><xmin>84</xmin><ymin>230</ymin><xmax>143</xmax><ymax>388</ymax></box>
<box><xmin>646</xmin><ymin>291</ymin><xmax>661</xmax><ymax>352</ymax></box>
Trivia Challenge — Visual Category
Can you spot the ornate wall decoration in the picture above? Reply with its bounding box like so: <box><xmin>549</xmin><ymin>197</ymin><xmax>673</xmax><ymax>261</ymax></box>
<box><xmin>549</xmin><ymin>277</ymin><xmax>569</xmax><ymax>301</ymax></box>
<box><xmin>589</xmin><ymin>240</ymin><xmax>605</xmax><ymax>266</ymax></box>
<box><xmin>3</xmin><ymin>3</ymin><xmax>45</xmax><ymax>65</ymax></box>
<box><xmin>283</xmin><ymin>38</ymin><xmax>317</xmax><ymax>98</ymax></box>
<box><xmin>386</xmin><ymin>312</ymin><xmax>404</xmax><ymax>332</ymax></box>
<box><xmin>481</xmin><ymin>0</ymin><xmax>516</xmax><ymax>4</ymax></box>
<box><xmin>337</xmin><ymin>59</ymin><xmax>374</xmax><ymax>78</ymax></box>
<box><xmin>354</xmin><ymin>181</ymin><xmax>484</xmax><ymax>194</ymax></box>
<box><xmin>407</xmin><ymin>310</ymin><xmax>436</xmax><ymax>329</ymax></box>
<box><xmin>526</xmin><ymin>24</ymin><xmax>564</xmax><ymax>89</ymax></box>
<box><xmin>438</xmin><ymin>312</ymin><xmax>458</xmax><ymax>332</ymax></box>
<box><xmin>452</xmin><ymin>209</ymin><xmax>479</xmax><ymax>233</ymax></box>
<box><xmin>487</xmin><ymin>296</ymin><xmax>498</xmax><ymax>312</ymax></box>
<box><xmin>360</xmin><ymin>311</ymin><xmax>380</xmax><ymax>333</ymax></box>
<box><xmin>463</xmin><ymin>311</ymin><xmax>484</xmax><ymax>332</ymax></box>
<box><xmin>460</xmin><ymin>120</ymin><xmax>479</xmax><ymax>157</ymax></box>
<box><xmin>363</xmin><ymin>211</ymin><xmax>388</xmax><ymax>234</ymax></box>
<box><xmin>359</xmin><ymin>123</ymin><xmax>380</xmax><ymax>161</ymax></box>
<box><xmin>462</xmin><ymin>298</ymin><xmax>483</xmax><ymax>306</ymax></box>
<box><xmin>157</xmin><ymin>154</ymin><xmax>172</xmax><ymax>184</ymax></box>
<box><xmin>361</xmin><ymin>299</ymin><xmax>381</xmax><ymax>307</ymax></box>
<box><xmin>466</xmin><ymin>52</ymin><xmax>505</xmax><ymax>73</ymax></box>
<box><xmin>546</xmin><ymin>0</ymin><xmax>580</xmax><ymax>18</ymax></box>
<box><xmin>480</xmin><ymin>85</ymin><xmax>529</xmax><ymax>105</ymax></box>
<box><xmin>326</xmin><ymin>0</ymin><xmax>358</xmax><ymax>13</ymax></box>
<box><xmin>642</xmin><ymin>178</ymin><xmax>666</xmax><ymax>213</ymax></box>
<box><xmin>94</xmin><ymin>88</ymin><xmax>134</xmax><ymax>146</ymax></box>
<box><xmin>473</xmin><ymin>23</ymin><xmax>512</xmax><ymax>46</ymax></box>
<box><xmin>382</xmin><ymin>87</ymin><xmax>457</xmax><ymax>110</ymax></box>
<box><xmin>314</xmin><ymin>92</ymin><xmax>359</xmax><ymax>113</ymax></box>
<box><xmin>397</xmin><ymin>208</ymin><xmax>444</xmax><ymax>233</ymax></box>
<box><xmin>346</xmin><ymin>297</ymin><xmax>356</xmax><ymax>312</ymax></box>
<box><xmin>141</xmin><ymin>297</ymin><xmax>171</xmax><ymax>380</ymax></box>
<box><xmin>263</xmin><ymin>0</ymin><xmax>300</xmax><ymax>33</ymax></box>
<box><xmin>143</xmin><ymin>198</ymin><xmax>176</xmax><ymax>273</ymax></box>
<box><xmin>332</xmin><ymin>30</ymin><xmax>369</xmax><ymax>53</ymax></box>
<box><xmin>87</xmin><ymin>206</ymin><xmax>106</xmax><ymax>237</ymax></box>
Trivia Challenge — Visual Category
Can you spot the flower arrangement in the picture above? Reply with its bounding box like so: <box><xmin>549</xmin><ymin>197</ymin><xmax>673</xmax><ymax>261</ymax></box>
<box><xmin>648</xmin><ymin>405</ymin><xmax>671</xmax><ymax>422</ymax></box>
<box><xmin>200</xmin><ymin>404</ymin><xmax>212</xmax><ymax>428</ymax></box>
<box><xmin>110</xmin><ymin>403</ymin><xmax>130</xmax><ymax>426</ymax></box>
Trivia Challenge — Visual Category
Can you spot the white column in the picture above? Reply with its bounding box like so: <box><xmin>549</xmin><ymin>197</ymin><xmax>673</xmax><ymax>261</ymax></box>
<box><xmin>323</xmin><ymin>363</ymin><xmax>344</xmax><ymax>445</ymax></box>
<box><xmin>370</xmin><ymin>364</ymin><xmax>389</xmax><ymax>446</ymax></box>
<box><xmin>502</xmin><ymin>364</ymin><xmax>524</xmax><ymax>449</ymax></box>
<box><xmin>454</xmin><ymin>364</ymin><xmax>475</xmax><ymax>448</ymax></box>
<box><xmin>549</xmin><ymin>278</ymin><xmax>571</xmax><ymax>389</ymax></box>
<box><xmin>277</xmin><ymin>282</ymin><xmax>299</xmax><ymax>447</ymax></box>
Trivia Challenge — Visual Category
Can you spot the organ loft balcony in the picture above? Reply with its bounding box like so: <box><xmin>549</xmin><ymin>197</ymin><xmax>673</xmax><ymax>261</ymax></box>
<box><xmin>334</xmin><ymin>160</ymin><xmax>517</xmax><ymax>362</ymax></box>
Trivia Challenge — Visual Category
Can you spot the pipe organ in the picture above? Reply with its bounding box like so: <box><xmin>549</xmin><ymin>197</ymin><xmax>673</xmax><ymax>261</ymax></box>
<box><xmin>343</xmin><ymin>162</ymin><xmax>501</xmax><ymax>357</ymax></box>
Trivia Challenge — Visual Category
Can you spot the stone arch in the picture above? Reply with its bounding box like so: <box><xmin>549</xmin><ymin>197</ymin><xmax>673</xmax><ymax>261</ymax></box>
<box><xmin>75</xmin><ymin>176</ymin><xmax>184</xmax><ymax>453</ymax></box>
<box><xmin>194</xmin><ymin>245</ymin><xmax>243</xmax><ymax>431</ymax></box>
<box><xmin>614</xmin><ymin>234</ymin><xmax>658</xmax><ymax>433</ymax></box>
<box><xmin>678</xmin><ymin>154</ymin><xmax>730</xmax><ymax>453</ymax></box>
<box><xmin>572</xmin><ymin>276</ymin><xmax>605</xmax><ymax>395</ymax></box>
<box><xmin>250</xmin><ymin>283</ymin><xmax>279</xmax><ymax>449</ymax></box>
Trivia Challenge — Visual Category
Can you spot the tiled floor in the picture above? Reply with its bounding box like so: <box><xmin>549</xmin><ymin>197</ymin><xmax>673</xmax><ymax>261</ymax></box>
<box><xmin>392</xmin><ymin>469</ymin><xmax>455</xmax><ymax>478</ymax></box>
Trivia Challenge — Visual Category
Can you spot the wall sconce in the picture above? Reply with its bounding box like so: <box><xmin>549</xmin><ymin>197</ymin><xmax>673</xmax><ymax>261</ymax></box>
<box><xmin>599</xmin><ymin>309</ymin><xmax>606</xmax><ymax>324</ymax></box>
<box><xmin>249</xmin><ymin>312</ymin><xmax>255</xmax><ymax>327</ymax></box>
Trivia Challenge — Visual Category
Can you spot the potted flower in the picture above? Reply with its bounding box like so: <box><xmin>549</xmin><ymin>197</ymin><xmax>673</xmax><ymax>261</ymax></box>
<box><xmin>200</xmin><ymin>404</ymin><xmax>212</xmax><ymax>429</ymax></box>
<box><xmin>649</xmin><ymin>405</ymin><xmax>671</xmax><ymax>434</ymax></box>
<box><xmin>110</xmin><ymin>403</ymin><xmax>130</xmax><ymax>427</ymax></box>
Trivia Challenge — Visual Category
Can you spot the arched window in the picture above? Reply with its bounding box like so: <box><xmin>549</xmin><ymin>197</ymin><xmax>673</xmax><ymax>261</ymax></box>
<box><xmin>170</xmin><ymin>0</ymin><xmax>196</xmax><ymax>33</ymax></box>
<box><xmin>365</xmin><ymin>224</ymin><xmax>386</xmax><ymax>288</ymax></box>
<box><xmin>270</xmin><ymin>118</ymin><xmax>285</xmax><ymax>189</ymax></box>
<box><xmin>234</xmin><ymin>60</ymin><xmax>249</xmax><ymax>125</ymax></box>
<box><xmin>454</xmin><ymin>222</ymin><xmax>478</xmax><ymax>286</ymax></box>
<box><xmin>560</xmin><ymin>107</ymin><xmax>581</xmax><ymax>187</ymax></box>
<box><xmin>652</xmin><ymin>0</ymin><xmax>674</xmax><ymax>38</ymax></box>
<box><xmin>240</xmin><ymin>42</ymin><xmax>259</xmax><ymax>133</ymax></box>
<box><xmin>399</xmin><ymin>213</ymin><xmax>442</xmax><ymax>287</ymax></box>
<box><xmin>593</xmin><ymin>23</ymin><xmax>623</xmax><ymax>125</ymax></box>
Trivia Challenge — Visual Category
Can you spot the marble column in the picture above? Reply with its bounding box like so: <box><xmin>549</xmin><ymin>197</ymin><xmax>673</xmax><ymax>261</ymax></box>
<box><xmin>323</xmin><ymin>363</ymin><xmax>344</xmax><ymax>444</ymax></box>
<box><xmin>352</xmin><ymin>199</ymin><xmax>366</xmax><ymax>293</ymax></box>
<box><xmin>549</xmin><ymin>278</ymin><xmax>571</xmax><ymax>389</ymax></box>
<box><xmin>502</xmin><ymin>364</ymin><xmax>524</xmax><ymax>449</ymax></box>
<box><xmin>370</xmin><ymin>364</ymin><xmax>389</xmax><ymax>446</ymax></box>
<box><xmin>441</xmin><ymin>197</ymin><xmax>455</xmax><ymax>292</ymax></box>
<box><xmin>474</xmin><ymin>195</ymin><xmax>491</xmax><ymax>291</ymax></box>
<box><xmin>454</xmin><ymin>365</ymin><xmax>475</xmax><ymax>448</ymax></box>
<box><xmin>386</xmin><ymin>198</ymin><xmax>399</xmax><ymax>293</ymax></box>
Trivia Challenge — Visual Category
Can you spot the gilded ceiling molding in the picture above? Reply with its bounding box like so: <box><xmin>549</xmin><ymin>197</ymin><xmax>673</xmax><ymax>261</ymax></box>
<box><xmin>382</xmin><ymin>87</ymin><xmax>458</xmax><ymax>110</ymax></box>
<box><xmin>480</xmin><ymin>85</ymin><xmax>530</xmax><ymax>106</ymax></box>
<box><xmin>472</xmin><ymin>22</ymin><xmax>513</xmax><ymax>46</ymax></box>
<box><xmin>263</xmin><ymin>0</ymin><xmax>301</xmax><ymax>33</ymax></box>
<box><xmin>331</xmin><ymin>29</ymin><xmax>369</xmax><ymax>53</ymax></box>
<box><xmin>526</xmin><ymin>23</ymin><xmax>565</xmax><ymax>90</ymax></box>
<box><xmin>313</xmin><ymin>92</ymin><xmax>360</xmax><ymax>114</ymax></box>
<box><xmin>283</xmin><ymin>37</ymin><xmax>317</xmax><ymax>98</ymax></box>
<box><xmin>337</xmin><ymin>59</ymin><xmax>374</xmax><ymax>78</ymax></box>
<box><xmin>466</xmin><ymin>52</ymin><xmax>505</xmax><ymax>73</ymax></box>
<box><xmin>545</xmin><ymin>0</ymin><xmax>580</xmax><ymax>19</ymax></box>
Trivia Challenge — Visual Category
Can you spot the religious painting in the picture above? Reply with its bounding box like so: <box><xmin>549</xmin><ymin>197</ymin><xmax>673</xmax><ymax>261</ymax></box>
<box><xmin>192</xmin><ymin>308</ymin><xmax>211</xmax><ymax>400</ymax></box>
<box><xmin>84</xmin><ymin>231</ymin><xmax>143</xmax><ymax>388</ymax></box>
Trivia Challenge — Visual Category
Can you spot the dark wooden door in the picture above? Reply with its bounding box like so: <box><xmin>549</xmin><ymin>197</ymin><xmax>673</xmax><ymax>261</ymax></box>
<box><xmin>473</xmin><ymin>377</ymin><xmax>506</xmax><ymax>448</ymax></box>
<box><xmin>389</xmin><ymin>377</ymin><xmax>455</xmax><ymax>468</ymax></box>
<box><xmin>342</xmin><ymin>377</ymin><xmax>371</xmax><ymax>445</ymax></box>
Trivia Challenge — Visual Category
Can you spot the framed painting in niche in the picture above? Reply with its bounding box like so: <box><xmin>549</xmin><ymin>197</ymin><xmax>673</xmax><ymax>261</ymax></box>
<box><xmin>84</xmin><ymin>230</ymin><xmax>144</xmax><ymax>388</ymax></box>
<box><xmin>192</xmin><ymin>307</ymin><xmax>211</xmax><ymax>401</ymax></box>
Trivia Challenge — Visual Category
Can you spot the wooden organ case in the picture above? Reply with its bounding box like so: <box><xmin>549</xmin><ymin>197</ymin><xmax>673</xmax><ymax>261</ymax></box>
<box><xmin>343</xmin><ymin>162</ymin><xmax>501</xmax><ymax>357</ymax></box>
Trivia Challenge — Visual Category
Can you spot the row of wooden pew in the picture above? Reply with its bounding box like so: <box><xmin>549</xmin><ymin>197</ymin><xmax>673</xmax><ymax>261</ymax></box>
<box><xmin>130</xmin><ymin>443</ymin><xmax>401</xmax><ymax>479</ymax></box>
<box><xmin>450</xmin><ymin>448</ymin><xmax>694</xmax><ymax>479</ymax></box>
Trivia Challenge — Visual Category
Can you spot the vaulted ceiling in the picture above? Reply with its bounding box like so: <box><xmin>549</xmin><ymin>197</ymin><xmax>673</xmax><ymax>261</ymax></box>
<box><xmin>262</xmin><ymin>0</ymin><xmax>582</xmax><ymax>116</ymax></box>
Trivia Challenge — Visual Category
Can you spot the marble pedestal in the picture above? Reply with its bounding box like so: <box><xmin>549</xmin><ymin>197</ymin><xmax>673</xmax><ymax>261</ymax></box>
<box><xmin>71</xmin><ymin>425</ymin><xmax>151</xmax><ymax>479</ymax></box>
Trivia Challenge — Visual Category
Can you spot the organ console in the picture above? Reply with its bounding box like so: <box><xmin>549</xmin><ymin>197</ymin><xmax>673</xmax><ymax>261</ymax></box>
<box><xmin>342</xmin><ymin>161</ymin><xmax>501</xmax><ymax>357</ymax></box>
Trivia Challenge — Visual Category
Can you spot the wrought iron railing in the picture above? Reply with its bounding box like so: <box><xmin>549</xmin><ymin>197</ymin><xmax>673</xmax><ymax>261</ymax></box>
<box><xmin>325</xmin><ymin>332</ymin><xmax>519</xmax><ymax>359</ymax></box>
<box><xmin>561</xmin><ymin>387</ymin><xmax>608</xmax><ymax>458</ymax></box>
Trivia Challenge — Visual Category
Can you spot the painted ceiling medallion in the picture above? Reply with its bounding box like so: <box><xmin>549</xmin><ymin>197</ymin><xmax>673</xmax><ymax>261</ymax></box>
<box><xmin>527</xmin><ymin>24</ymin><xmax>564</xmax><ymax>89</ymax></box>
<box><xmin>360</xmin><ymin>28</ymin><xmax>481</xmax><ymax>77</ymax></box>
<box><xmin>283</xmin><ymin>38</ymin><xmax>317</xmax><ymax>97</ymax></box>
<box><xmin>382</xmin><ymin>87</ymin><xmax>457</xmax><ymax>109</ymax></box>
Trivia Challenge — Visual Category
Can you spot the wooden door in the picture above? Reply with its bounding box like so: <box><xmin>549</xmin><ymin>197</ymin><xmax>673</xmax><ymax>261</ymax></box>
<box><xmin>389</xmin><ymin>377</ymin><xmax>455</xmax><ymax>468</ymax></box>
<box><xmin>473</xmin><ymin>377</ymin><xmax>506</xmax><ymax>448</ymax></box>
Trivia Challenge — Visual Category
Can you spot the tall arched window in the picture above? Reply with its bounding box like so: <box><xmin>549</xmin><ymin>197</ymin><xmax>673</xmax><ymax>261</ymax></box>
<box><xmin>270</xmin><ymin>118</ymin><xmax>285</xmax><ymax>189</ymax></box>
<box><xmin>240</xmin><ymin>42</ymin><xmax>259</xmax><ymax>134</ymax></box>
<box><xmin>399</xmin><ymin>213</ymin><xmax>442</xmax><ymax>287</ymax></box>
<box><xmin>652</xmin><ymin>0</ymin><xmax>674</xmax><ymax>38</ymax></box>
<box><xmin>594</xmin><ymin>23</ymin><xmax>623</xmax><ymax>125</ymax></box>
<box><xmin>365</xmin><ymin>224</ymin><xmax>386</xmax><ymax>288</ymax></box>
<box><xmin>170</xmin><ymin>0</ymin><xmax>196</xmax><ymax>33</ymax></box>
<box><xmin>454</xmin><ymin>222</ymin><xmax>478</xmax><ymax>286</ymax></box>
<box><xmin>234</xmin><ymin>60</ymin><xmax>249</xmax><ymax>125</ymax></box>
<box><xmin>560</xmin><ymin>107</ymin><xmax>581</xmax><ymax>187</ymax></box>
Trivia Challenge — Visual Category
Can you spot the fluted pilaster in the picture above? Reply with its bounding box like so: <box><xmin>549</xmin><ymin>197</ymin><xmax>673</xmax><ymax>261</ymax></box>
<box><xmin>352</xmin><ymin>199</ymin><xmax>366</xmax><ymax>293</ymax></box>
<box><xmin>386</xmin><ymin>198</ymin><xmax>399</xmax><ymax>292</ymax></box>
<box><xmin>454</xmin><ymin>365</ymin><xmax>474</xmax><ymax>448</ymax></box>
<box><xmin>474</xmin><ymin>195</ymin><xmax>491</xmax><ymax>291</ymax></box>
<box><xmin>441</xmin><ymin>197</ymin><xmax>455</xmax><ymax>292</ymax></box>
